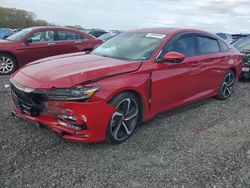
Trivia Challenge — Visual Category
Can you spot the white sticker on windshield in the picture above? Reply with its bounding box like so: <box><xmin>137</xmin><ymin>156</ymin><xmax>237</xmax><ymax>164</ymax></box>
<box><xmin>145</xmin><ymin>33</ymin><xmax>166</xmax><ymax>39</ymax></box>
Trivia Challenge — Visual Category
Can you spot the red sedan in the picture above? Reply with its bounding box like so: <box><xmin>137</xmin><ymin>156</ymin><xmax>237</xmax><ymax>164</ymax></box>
<box><xmin>0</xmin><ymin>26</ymin><xmax>102</xmax><ymax>75</ymax></box>
<box><xmin>10</xmin><ymin>28</ymin><xmax>243</xmax><ymax>144</ymax></box>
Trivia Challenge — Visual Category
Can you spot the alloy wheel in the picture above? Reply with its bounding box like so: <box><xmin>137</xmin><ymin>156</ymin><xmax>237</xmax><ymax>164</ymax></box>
<box><xmin>110</xmin><ymin>98</ymin><xmax>139</xmax><ymax>141</ymax></box>
<box><xmin>0</xmin><ymin>56</ymin><xmax>14</xmax><ymax>74</ymax></box>
<box><xmin>222</xmin><ymin>72</ymin><xmax>234</xmax><ymax>98</ymax></box>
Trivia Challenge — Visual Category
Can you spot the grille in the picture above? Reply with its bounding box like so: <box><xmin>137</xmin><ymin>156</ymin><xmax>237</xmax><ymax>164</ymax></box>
<box><xmin>11</xmin><ymin>83</ymin><xmax>46</xmax><ymax>117</ymax></box>
<box><xmin>243</xmin><ymin>53</ymin><xmax>250</xmax><ymax>65</ymax></box>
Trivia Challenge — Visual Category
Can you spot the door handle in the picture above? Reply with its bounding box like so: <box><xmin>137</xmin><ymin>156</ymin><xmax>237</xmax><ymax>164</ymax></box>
<box><xmin>48</xmin><ymin>42</ymin><xmax>56</xmax><ymax>45</ymax></box>
<box><xmin>75</xmin><ymin>41</ymin><xmax>82</xmax><ymax>44</ymax></box>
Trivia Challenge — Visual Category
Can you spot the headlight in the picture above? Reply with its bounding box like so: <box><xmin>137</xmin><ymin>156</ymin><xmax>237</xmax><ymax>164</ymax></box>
<box><xmin>45</xmin><ymin>86</ymin><xmax>101</xmax><ymax>101</ymax></box>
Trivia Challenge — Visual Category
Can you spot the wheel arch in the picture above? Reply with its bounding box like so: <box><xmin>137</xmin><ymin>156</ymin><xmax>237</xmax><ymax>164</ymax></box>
<box><xmin>229</xmin><ymin>67</ymin><xmax>236</xmax><ymax>76</ymax></box>
<box><xmin>0</xmin><ymin>51</ymin><xmax>20</xmax><ymax>67</ymax></box>
<box><xmin>108</xmin><ymin>89</ymin><xmax>146</xmax><ymax>123</ymax></box>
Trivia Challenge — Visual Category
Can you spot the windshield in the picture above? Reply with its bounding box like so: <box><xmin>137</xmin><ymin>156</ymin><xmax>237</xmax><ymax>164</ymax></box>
<box><xmin>91</xmin><ymin>32</ymin><xmax>166</xmax><ymax>61</ymax></box>
<box><xmin>233</xmin><ymin>37</ymin><xmax>250</xmax><ymax>52</ymax></box>
<box><xmin>6</xmin><ymin>28</ymin><xmax>32</xmax><ymax>41</ymax></box>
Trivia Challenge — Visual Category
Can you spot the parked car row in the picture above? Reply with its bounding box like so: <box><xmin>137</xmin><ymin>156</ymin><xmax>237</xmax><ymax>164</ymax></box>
<box><xmin>9</xmin><ymin>27</ymin><xmax>243</xmax><ymax>144</ymax></box>
<box><xmin>232</xmin><ymin>36</ymin><xmax>250</xmax><ymax>79</ymax></box>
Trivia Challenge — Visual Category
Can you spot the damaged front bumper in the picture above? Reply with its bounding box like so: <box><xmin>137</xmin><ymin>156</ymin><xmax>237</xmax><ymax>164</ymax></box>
<box><xmin>12</xmin><ymin>99</ymin><xmax>115</xmax><ymax>143</ymax></box>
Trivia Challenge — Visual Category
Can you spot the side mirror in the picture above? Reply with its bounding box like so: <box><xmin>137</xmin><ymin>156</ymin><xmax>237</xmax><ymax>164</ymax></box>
<box><xmin>25</xmin><ymin>38</ymin><xmax>32</xmax><ymax>45</ymax></box>
<box><xmin>162</xmin><ymin>51</ymin><xmax>186</xmax><ymax>63</ymax></box>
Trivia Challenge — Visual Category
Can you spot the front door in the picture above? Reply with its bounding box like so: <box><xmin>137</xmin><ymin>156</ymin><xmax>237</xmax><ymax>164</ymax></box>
<box><xmin>150</xmin><ymin>34</ymin><xmax>202</xmax><ymax>115</ymax></box>
<box><xmin>18</xmin><ymin>30</ymin><xmax>60</xmax><ymax>64</ymax></box>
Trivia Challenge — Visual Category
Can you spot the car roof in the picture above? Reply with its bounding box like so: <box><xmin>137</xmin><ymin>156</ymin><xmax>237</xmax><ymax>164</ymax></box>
<box><xmin>22</xmin><ymin>26</ymin><xmax>95</xmax><ymax>39</ymax></box>
<box><xmin>128</xmin><ymin>27</ymin><xmax>211</xmax><ymax>36</ymax></box>
<box><xmin>27</xmin><ymin>26</ymin><xmax>75</xmax><ymax>30</ymax></box>
<box><xmin>25</xmin><ymin>26</ymin><xmax>88</xmax><ymax>33</ymax></box>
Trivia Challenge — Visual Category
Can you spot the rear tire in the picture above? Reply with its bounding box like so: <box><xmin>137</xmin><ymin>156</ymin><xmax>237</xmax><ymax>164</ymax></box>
<box><xmin>106</xmin><ymin>92</ymin><xmax>140</xmax><ymax>144</ymax></box>
<box><xmin>0</xmin><ymin>53</ymin><xmax>18</xmax><ymax>75</ymax></box>
<box><xmin>216</xmin><ymin>70</ymin><xmax>235</xmax><ymax>100</ymax></box>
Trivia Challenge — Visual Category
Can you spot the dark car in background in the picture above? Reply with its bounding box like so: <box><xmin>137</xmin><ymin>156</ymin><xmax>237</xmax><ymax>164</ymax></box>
<box><xmin>87</xmin><ymin>29</ymin><xmax>107</xmax><ymax>38</ymax></box>
<box><xmin>216</xmin><ymin>33</ymin><xmax>234</xmax><ymax>44</ymax></box>
<box><xmin>12</xmin><ymin>28</ymin><xmax>23</xmax><ymax>33</ymax></box>
<box><xmin>232</xmin><ymin>34</ymin><xmax>250</xmax><ymax>42</ymax></box>
<box><xmin>0</xmin><ymin>26</ymin><xmax>102</xmax><ymax>75</ymax></box>
<box><xmin>233</xmin><ymin>36</ymin><xmax>250</xmax><ymax>79</ymax></box>
<box><xmin>0</xmin><ymin>28</ymin><xmax>13</xmax><ymax>39</ymax></box>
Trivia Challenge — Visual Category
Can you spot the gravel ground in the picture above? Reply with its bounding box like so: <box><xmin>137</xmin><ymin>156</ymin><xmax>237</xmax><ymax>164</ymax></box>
<box><xmin>0</xmin><ymin>75</ymin><xmax>249</xmax><ymax>188</ymax></box>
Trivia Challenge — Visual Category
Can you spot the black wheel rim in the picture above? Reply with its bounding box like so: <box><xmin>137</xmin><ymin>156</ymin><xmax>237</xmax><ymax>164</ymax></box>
<box><xmin>222</xmin><ymin>72</ymin><xmax>234</xmax><ymax>98</ymax></box>
<box><xmin>110</xmin><ymin>98</ymin><xmax>139</xmax><ymax>141</ymax></box>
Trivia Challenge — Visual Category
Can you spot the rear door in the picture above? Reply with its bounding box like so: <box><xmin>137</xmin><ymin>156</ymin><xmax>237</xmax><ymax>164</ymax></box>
<box><xmin>54</xmin><ymin>30</ymin><xmax>94</xmax><ymax>53</ymax></box>
<box><xmin>195</xmin><ymin>35</ymin><xmax>226</xmax><ymax>92</ymax></box>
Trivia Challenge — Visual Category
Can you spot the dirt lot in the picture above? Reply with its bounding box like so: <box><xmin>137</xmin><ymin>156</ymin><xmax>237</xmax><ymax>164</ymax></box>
<box><xmin>0</xmin><ymin>75</ymin><xmax>249</xmax><ymax>188</ymax></box>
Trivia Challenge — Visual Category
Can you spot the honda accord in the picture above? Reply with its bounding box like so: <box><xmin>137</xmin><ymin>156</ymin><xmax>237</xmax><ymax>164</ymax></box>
<box><xmin>10</xmin><ymin>28</ymin><xmax>243</xmax><ymax>144</ymax></box>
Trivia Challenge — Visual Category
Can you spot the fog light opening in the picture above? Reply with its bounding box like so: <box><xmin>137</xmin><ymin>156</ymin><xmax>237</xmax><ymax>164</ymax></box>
<box><xmin>57</xmin><ymin>114</ymin><xmax>86</xmax><ymax>130</ymax></box>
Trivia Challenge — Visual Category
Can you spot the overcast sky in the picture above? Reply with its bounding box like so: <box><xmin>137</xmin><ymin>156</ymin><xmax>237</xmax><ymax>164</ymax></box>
<box><xmin>1</xmin><ymin>0</ymin><xmax>250</xmax><ymax>33</ymax></box>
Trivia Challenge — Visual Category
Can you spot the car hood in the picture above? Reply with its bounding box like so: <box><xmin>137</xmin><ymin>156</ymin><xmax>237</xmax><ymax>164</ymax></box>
<box><xmin>0</xmin><ymin>39</ymin><xmax>14</xmax><ymax>43</ymax></box>
<box><xmin>12</xmin><ymin>53</ymin><xmax>142</xmax><ymax>88</ymax></box>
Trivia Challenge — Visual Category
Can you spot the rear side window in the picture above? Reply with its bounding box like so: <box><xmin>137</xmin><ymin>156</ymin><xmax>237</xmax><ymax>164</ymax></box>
<box><xmin>76</xmin><ymin>33</ymin><xmax>84</xmax><ymax>39</ymax></box>
<box><xmin>56</xmin><ymin>31</ymin><xmax>84</xmax><ymax>41</ymax></box>
<box><xmin>219</xmin><ymin>40</ymin><xmax>229</xmax><ymax>52</ymax></box>
<box><xmin>197</xmin><ymin>37</ymin><xmax>220</xmax><ymax>54</ymax></box>
<box><xmin>217</xmin><ymin>33</ymin><xmax>227</xmax><ymax>40</ymax></box>
<box><xmin>160</xmin><ymin>35</ymin><xmax>197</xmax><ymax>58</ymax></box>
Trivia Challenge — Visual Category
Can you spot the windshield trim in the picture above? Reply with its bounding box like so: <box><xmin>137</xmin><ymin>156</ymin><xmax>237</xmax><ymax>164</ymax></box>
<box><xmin>6</xmin><ymin>28</ymin><xmax>33</xmax><ymax>42</ymax></box>
<box><xmin>93</xmin><ymin>53</ymin><xmax>136</xmax><ymax>61</ymax></box>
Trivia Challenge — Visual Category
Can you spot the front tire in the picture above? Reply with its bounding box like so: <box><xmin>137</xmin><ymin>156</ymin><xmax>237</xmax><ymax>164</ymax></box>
<box><xmin>107</xmin><ymin>92</ymin><xmax>140</xmax><ymax>144</ymax></box>
<box><xmin>216</xmin><ymin>70</ymin><xmax>235</xmax><ymax>100</ymax></box>
<box><xmin>0</xmin><ymin>53</ymin><xmax>18</xmax><ymax>75</ymax></box>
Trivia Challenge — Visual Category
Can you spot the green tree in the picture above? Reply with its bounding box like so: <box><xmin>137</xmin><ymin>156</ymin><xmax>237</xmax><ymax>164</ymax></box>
<box><xmin>0</xmin><ymin>7</ymin><xmax>52</xmax><ymax>28</ymax></box>
<box><xmin>65</xmin><ymin>25</ymin><xmax>84</xmax><ymax>30</ymax></box>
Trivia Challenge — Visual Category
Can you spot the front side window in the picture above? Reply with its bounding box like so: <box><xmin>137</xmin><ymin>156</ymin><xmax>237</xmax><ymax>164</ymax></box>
<box><xmin>159</xmin><ymin>35</ymin><xmax>196</xmax><ymax>59</ymax></box>
<box><xmin>92</xmin><ymin>32</ymin><xmax>166</xmax><ymax>61</ymax></box>
<box><xmin>29</xmin><ymin>30</ymin><xmax>55</xmax><ymax>43</ymax></box>
<box><xmin>219</xmin><ymin>40</ymin><xmax>229</xmax><ymax>52</ymax></box>
<box><xmin>197</xmin><ymin>37</ymin><xmax>220</xmax><ymax>54</ymax></box>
